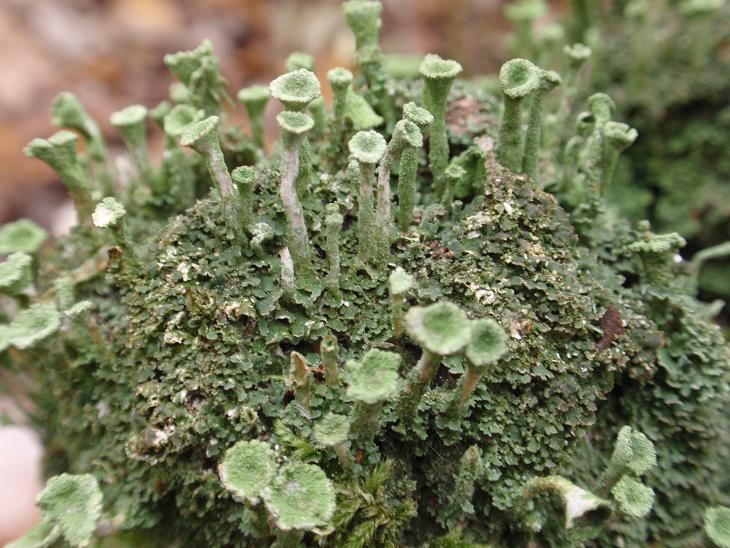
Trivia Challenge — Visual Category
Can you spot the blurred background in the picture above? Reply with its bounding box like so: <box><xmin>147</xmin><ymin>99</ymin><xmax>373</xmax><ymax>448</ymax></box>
<box><xmin>0</xmin><ymin>0</ymin><xmax>568</xmax><ymax>231</ymax></box>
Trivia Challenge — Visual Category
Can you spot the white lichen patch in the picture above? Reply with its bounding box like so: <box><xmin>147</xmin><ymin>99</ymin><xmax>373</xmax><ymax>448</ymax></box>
<box><xmin>92</xmin><ymin>198</ymin><xmax>125</xmax><ymax>228</ymax></box>
<box><xmin>564</xmin><ymin>485</ymin><xmax>602</xmax><ymax>528</ymax></box>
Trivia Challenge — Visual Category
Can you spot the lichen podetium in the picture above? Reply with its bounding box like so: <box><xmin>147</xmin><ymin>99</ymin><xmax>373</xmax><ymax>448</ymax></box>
<box><xmin>4</xmin><ymin>2</ymin><xmax>729</xmax><ymax>547</ymax></box>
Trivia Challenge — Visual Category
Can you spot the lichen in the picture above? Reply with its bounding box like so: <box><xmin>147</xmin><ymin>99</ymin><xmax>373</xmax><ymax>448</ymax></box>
<box><xmin>3</xmin><ymin>2</ymin><xmax>729</xmax><ymax>547</ymax></box>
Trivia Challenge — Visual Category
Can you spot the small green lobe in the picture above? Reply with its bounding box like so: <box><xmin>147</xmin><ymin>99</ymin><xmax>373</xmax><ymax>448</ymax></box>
<box><xmin>0</xmin><ymin>219</ymin><xmax>47</xmax><ymax>254</ymax></box>
<box><xmin>37</xmin><ymin>473</ymin><xmax>102</xmax><ymax>548</ymax></box>
<box><xmin>10</xmin><ymin>302</ymin><xmax>62</xmax><ymax>350</ymax></box>
<box><xmin>0</xmin><ymin>252</ymin><xmax>33</xmax><ymax>295</ymax></box>
<box><xmin>704</xmin><ymin>506</ymin><xmax>730</xmax><ymax>548</ymax></box>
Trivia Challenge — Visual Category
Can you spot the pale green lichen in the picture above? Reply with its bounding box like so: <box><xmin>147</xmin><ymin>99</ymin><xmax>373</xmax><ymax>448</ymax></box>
<box><xmin>219</xmin><ymin>440</ymin><xmax>277</xmax><ymax>504</ymax></box>
<box><xmin>419</xmin><ymin>54</ymin><xmax>463</xmax><ymax>198</ymax></box>
<box><xmin>270</xmin><ymin>69</ymin><xmax>321</xmax><ymax>111</ymax></box>
<box><xmin>8</xmin><ymin>302</ymin><xmax>61</xmax><ymax>350</ymax></box>
<box><xmin>237</xmin><ymin>85</ymin><xmax>270</xmax><ymax>148</ymax></box>
<box><xmin>264</xmin><ymin>462</ymin><xmax>336</xmax><ymax>533</ymax></box>
<box><xmin>6</xmin><ymin>2</ymin><xmax>730</xmax><ymax>547</ymax></box>
<box><xmin>0</xmin><ymin>219</ymin><xmax>47</xmax><ymax>255</ymax></box>
<box><xmin>497</xmin><ymin>58</ymin><xmax>542</xmax><ymax>172</ymax></box>
<box><xmin>0</xmin><ymin>252</ymin><xmax>33</xmax><ymax>295</ymax></box>
<box><xmin>36</xmin><ymin>474</ymin><xmax>102</xmax><ymax>548</ymax></box>
<box><xmin>704</xmin><ymin>506</ymin><xmax>730</xmax><ymax>548</ymax></box>
<box><xmin>611</xmin><ymin>476</ymin><xmax>655</xmax><ymax>518</ymax></box>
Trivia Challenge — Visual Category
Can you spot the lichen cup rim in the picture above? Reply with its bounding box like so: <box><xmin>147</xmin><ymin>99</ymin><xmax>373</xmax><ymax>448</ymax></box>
<box><xmin>348</xmin><ymin>130</ymin><xmax>387</xmax><ymax>164</ymax></box>
<box><xmin>110</xmin><ymin>104</ymin><xmax>148</xmax><ymax>128</ymax></box>
<box><xmin>465</xmin><ymin>318</ymin><xmax>508</xmax><ymax>367</ymax></box>
<box><xmin>419</xmin><ymin>53</ymin><xmax>463</xmax><ymax>81</ymax></box>
<box><xmin>276</xmin><ymin>111</ymin><xmax>315</xmax><ymax>135</ymax></box>
<box><xmin>499</xmin><ymin>58</ymin><xmax>542</xmax><ymax>99</ymax></box>
<box><xmin>180</xmin><ymin>115</ymin><xmax>220</xmax><ymax>147</ymax></box>
<box><xmin>405</xmin><ymin>300</ymin><xmax>472</xmax><ymax>356</ymax></box>
<box><xmin>269</xmin><ymin>68</ymin><xmax>322</xmax><ymax>109</ymax></box>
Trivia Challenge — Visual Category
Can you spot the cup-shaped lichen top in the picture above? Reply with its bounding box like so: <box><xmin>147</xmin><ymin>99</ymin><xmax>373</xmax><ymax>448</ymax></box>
<box><xmin>465</xmin><ymin>319</ymin><xmax>508</xmax><ymax>369</ymax></box>
<box><xmin>704</xmin><ymin>506</ymin><xmax>730</xmax><ymax>548</ymax></box>
<box><xmin>0</xmin><ymin>252</ymin><xmax>33</xmax><ymax>295</ymax></box>
<box><xmin>313</xmin><ymin>413</ymin><xmax>351</xmax><ymax>447</ymax></box>
<box><xmin>180</xmin><ymin>115</ymin><xmax>220</xmax><ymax>149</ymax></box>
<box><xmin>264</xmin><ymin>462</ymin><xmax>336</xmax><ymax>533</ymax></box>
<box><xmin>504</xmin><ymin>0</ymin><xmax>547</xmax><ymax>22</ymax></box>
<box><xmin>564</xmin><ymin>43</ymin><xmax>592</xmax><ymax>66</ymax></box>
<box><xmin>419</xmin><ymin>54</ymin><xmax>463</xmax><ymax>96</ymax></box>
<box><xmin>327</xmin><ymin>67</ymin><xmax>354</xmax><ymax>91</ymax></box>
<box><xmin>237</xmin><ymin>85</ymin><xmax>271</xmax><ymax>116</ymax></box>
<box><xmin>609</xmin><ymin>426</ymin><xmax>657</xmax><ymax>476</ymax></box>
<box><xmin>10</xmin><ymin>303</ymin><xmax>62</xmax><ymax>350</ymax></box>
<box><xmin>346</xmin><ymin>349</ymin><xmax>401</xmax><ymax>405</ymax></box>
<box><xmin>110</xmin><ymin>105</ymin><xmax>147</xmax><ymax>134</ymax></box>
<box><xmin>149</xmin><ymin>101</ymin><xmax>171</xmax><ymax>128</ymax></box>
<box><xmin>588</xmin><ymin>93</ymin><xmax>616</xmax><ymax>125</ymax></box>
<box><xmin>163</xmin><ymin>40</ymin><xmax>226</xmax><ymax>114</ymax></box>
<box><xmin>343</xmin><ymin>0</ymin><xmax>383</xmax><ymax>50</ymax></box>
<box><xmin>270</xmin><ymin>69</ymin><xmax>322</xmax><ymax>111</ymax></box>
<box><xmin>37</xmin><ymin>474</ymin><xmax>102</xmax><ymax>548</ymax></box>
<box><xmin>24</xmin><ymin>130</ymin><xmax>79</xmax><ymax>170</ymax></box>
<box><xmin>402</xmin><ymin>102</ymin><xmax>434</xmax><ymax>129</ymax></box>
<box><xmin>392</xmin><ymin>119</ymin><xmax>423</xmax><ymax>150</ymax></box>
<box><xmin>219</xmin><ymin>440</ymin><xmax>277</xmax><ymax>504</ymax></box>
<box><xmin>500</xmin><ymin>58</ymin><xmax>542</xmax><ymax>100</ymax></box>
<box><xmin>388</xmin><ymin>266</ymin><xmax>416</xmax><ymax>297</ymax></box>
<box><xmin>603</xmin><ymin>121</ymin><xmax>638</xmax><ymax>152</ymax></box>
<box><xmin>50</xmin><ymin>92</ymin><xmax>91</xmax><ymax>132</ymax></box>
<box><xmin>628</xmin><ymin>232</ymin><xmax>686</xmax><ymax>258</ymax></box>
<box><xmin>50</xmin><ymin>92</ymin><xmax>105</xmax><ymax>160</ymax></box>
<box><xmin>164</xmin><ymin>105</ymin><xmax>204</xmax><ymax>138</ymax></box>
<box><xmin>285</xmin><ymin>51</ymin><xmax>315</xmax><ymax>72</ymax></box>
<box><xmin>406</xmin><ymin>301</ymin><xmax>472</xmax><ymax>356</ymax></box>
<box><xmin>611</xmin><ymin>476</ymin><xmax>655</xmax><ymax>518</ymax></box>
<box><xmin>276</xmin><ymin>111</ymin><xmax>315</xmax><ymax>137</ymax></box>
<box><xmin>92</xmin><ymin>197</ymin><xmax>126</xmax><ymax>229</ymax></box>
<box><xmin>348</xmin><ymin>130</ymin><xmax>387</xmax><ymax>165</ymax></box>
<box><xmin>0</xmin><ymin>219</ymin><xmax>47</xmax><ymax>254</ymax></box>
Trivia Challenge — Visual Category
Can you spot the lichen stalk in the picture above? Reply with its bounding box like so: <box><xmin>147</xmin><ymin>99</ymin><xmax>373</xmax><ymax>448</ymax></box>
<box><xmin>280</xmin><ymin>133</ymin><xmax>313</xmax><ymax>272</ymax></box>
<box><xmin>356</xmin><ymin>162</ymin><xmax>377</xmax><ymax>260</ymax></box>
<box><xmin>459</xmin><ymin>365</ymin><xmax>483</xmax><ymax>406</ymax></box>
<box><xmin>110</xmin><ymin>105</ymin><xmax>152</xmax><ymax>184</ymax></box>
<box><xmin>320</xmin><ymin>335</ymin><xmax>340</xmax><ymax>385</ymax></box>
<box><xmin>397</xmin><ymin>146</ymin><xmax>419</xmax><ymax>231</ymax></box>
<box><xmin>497</xmin><ymin>58</ymin><xmax>541</xmax><ymax>173</ymax></box>
<box><xmin>350</xmin><ymin>400</ymin><xmax>383</xmax><ymax>445</ymax></box>
<box><xmin>324</xmin><ymin>204</ymin><xmax>343</xmax><ymax>296</ymax></box>
<box><xmin>24</xmin><ymin>132</ymin><xmax>94</xmax><ymax>225</ymax></box>
<box><xmin>232</xmin><ymin>166</ymin><xmax>255</xmax><ymax>230</ymax></box>
<box><xmin>522</xmin><ymin>70</ymin><xmax>561</xmax><ymax>180</ymax></box>
<box><xmin>237</xmin><ymin>85</ymin><xmax>270</xmax><ymax>149</ymax></box>
<box><xmin>419</xmin><ymin>55</ymin><xmax>463</xmax><ymax>199</ymax></box>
